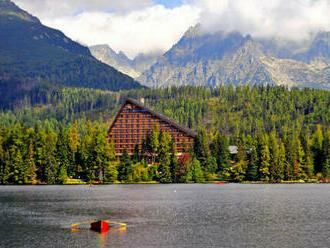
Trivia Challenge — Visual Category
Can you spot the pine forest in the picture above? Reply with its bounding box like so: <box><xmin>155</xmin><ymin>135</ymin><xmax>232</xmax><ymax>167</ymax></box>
<box><xmin>0</xmin><ymin>85</ymin><xmax>329</xmax><ymax>184</ymax></box>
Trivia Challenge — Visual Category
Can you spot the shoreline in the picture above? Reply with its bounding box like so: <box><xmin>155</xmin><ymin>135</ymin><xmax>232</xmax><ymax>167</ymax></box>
<box><xmin>1</xmin><ymin>181</ymin><xmax>328</xmax><ymax>186</ymax></box>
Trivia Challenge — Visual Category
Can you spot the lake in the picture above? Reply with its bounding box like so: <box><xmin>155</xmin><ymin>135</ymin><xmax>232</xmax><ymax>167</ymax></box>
<box><xmin>0</xmin><ymin>184</ymin><xmax>330</xmax><ymax>247</ymax></box>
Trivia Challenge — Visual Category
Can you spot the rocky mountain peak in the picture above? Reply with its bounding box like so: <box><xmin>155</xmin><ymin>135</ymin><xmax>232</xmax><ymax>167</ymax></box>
<box><xmin>308</xmin><ymin>31</ymin><xmax>330</xmax><ymax>59</ymax></box>
<box><xmin>137</xmin><ymin>26</ymin><xmax>330</xmax><ymax>90</ymax></box>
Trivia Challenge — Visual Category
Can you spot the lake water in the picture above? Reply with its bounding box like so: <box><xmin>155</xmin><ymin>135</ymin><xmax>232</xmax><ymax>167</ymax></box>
<box><xmin>0</xmin><ymin>184</ymin><xmax>330</xmax><ymax>248</ymax></box>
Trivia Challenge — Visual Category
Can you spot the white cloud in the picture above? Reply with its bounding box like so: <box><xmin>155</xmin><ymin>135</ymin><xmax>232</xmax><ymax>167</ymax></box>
<box><xmin>195</xmin><ymin>0</ymin><xmax>330</xmax><ymax>41</ymax></box>
<box><xmin>11</xmin><ymin>0</ymin><xmax>330</xmax><ymax>58</ymax></box>
<box><xmin>32</xmin><ymin>4</ymin><xmax>200</xmax><ymax>59</ymax></box>
<box><xmin>15</xmin><ymin>0</ymin><xmax>154</xmax><ymax>17</ymax></box>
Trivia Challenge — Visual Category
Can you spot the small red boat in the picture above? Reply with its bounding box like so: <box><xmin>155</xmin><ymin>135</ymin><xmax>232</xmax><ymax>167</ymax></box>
<box><xmin>215</xmin><ymin>182</ymin><xmax>226</xmax><ymax>185</ymax></box>
<box><xmin>71</xmin><ymin>220</ymin><xmax>126</xmax><ymax>233</ymax></box>
<box><xmin>90</xmin><ymin>220</ymin><xmax>109</xmax><ymax>233</ymax></box>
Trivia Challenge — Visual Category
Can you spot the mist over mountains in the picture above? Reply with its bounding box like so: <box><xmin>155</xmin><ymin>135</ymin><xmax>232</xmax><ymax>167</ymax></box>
<box><xmin>0</xmin><ymin>0</ymin><xmax>329</xmax><ymax>91</ymax></box>
<box><xmin>89</xmin><ymin>45</ymin><xmax>159</xmax><ymax>78</ymax></box>
<box><xmin>92</xmin><ymin>24</ymin><xmax>329</xmax><ymax>89</ymax></box>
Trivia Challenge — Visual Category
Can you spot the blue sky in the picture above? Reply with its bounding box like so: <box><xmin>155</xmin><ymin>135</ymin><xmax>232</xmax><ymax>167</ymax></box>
<box><xmin>154</xmin><ymin>0</ymin><xmax>192</xmax><ymax>9</ymax></box>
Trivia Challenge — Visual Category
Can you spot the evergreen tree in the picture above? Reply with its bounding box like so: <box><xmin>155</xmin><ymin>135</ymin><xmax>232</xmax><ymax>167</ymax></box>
<box><xmin>293</xmin><ymin>139</ymin><xmax>305</xmax><ymax>180</ymax></box>
<box><xmin>150</xmin><ymin>125</ymin><xmax>159</xmax><ymax>163</ymax></box>
<box><xmin>132</xmin><ymin>143</ymin><xmax>140</xmax><ymax>163</ymax></box>
<box><xmin>273</xmin><ymin>142</ymin><xmax>285</xmax><ymax>182</ymax></box>
<box><xmin>311</xmin><ymin>125</ymin><xmax>324</xmax><ymax>173</ymax></box>
<box><xmin>118</xmin><ymin>149</ymin><xmax>133</xmax><ymax>182</ymax></box>
<box><xmin>157</xmin><ymin>132</ymin><xmax>172</xmax><ymax>183</ymax></box>
<box><xmin>11</xmin><ymin>148</ymin><xmax>24</xmax><ymax>184</ymax></box>
<box><xmin>210</xmin><ymin>132</ymin><xmax>230</xmax><ymax>172</ymax></box>
<box><xmin>269</xmin><ymin>133</ymin><xmax>279</xmax><ymax>182</ymax></box>
<box><xmin>190</xmin><ymin>158</ymin><xmax>203</xmax><ymax>183</ymax></box>
<box><xmin>322</xmin><ymin>129</ymin><xmax>330</xmax><ymax>178</ymax></box>
<box><xmin>194</xmin><ymin>129</ymin><xmax>210</xmax><ymax>169</ymax></box>
<box><xmin>55</xmin><ymin>125</ymin><xmax>70</xmax><ymax>175</ymax></box>
<box><xmin>67</xmin><ymin>121</ymin><xmax>80</xmax><ymax>176</ymax></box>
<box><xmin>257</xmin><ymin>134</ymin><xmax>270</xmax><ymax>181</ymax></box>
<box><xmin>169</xmin><ymin>137</ymin><xmax>178</xmax><ymax>182</ymax></box>
<box><xmin>58</xmin><ymin>166</ymin><xmax>68</xmax><ymax>184</ymax></box>
<box><xmin>246</xmin><ymin>146</ymin><xmax>258</xmax><ymax>181</ymax></box>
<box><xmin>25</xmin><ymin>141</ymin><xmax>37</xmax><ymax>183</ymax></box>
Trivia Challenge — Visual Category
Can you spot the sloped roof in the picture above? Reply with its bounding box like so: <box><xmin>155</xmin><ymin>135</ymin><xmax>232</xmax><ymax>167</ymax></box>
<box><xmin>110</xmin><ymin>98</ymin><xmax>196</xmax><ymax>138</ymax></box>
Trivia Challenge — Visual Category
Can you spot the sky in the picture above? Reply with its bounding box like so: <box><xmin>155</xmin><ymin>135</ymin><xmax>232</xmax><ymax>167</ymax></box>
<box><xmin>13</xmin><ymin>0</ymin><xmax>330</xmax><ymax>59</ymax></box>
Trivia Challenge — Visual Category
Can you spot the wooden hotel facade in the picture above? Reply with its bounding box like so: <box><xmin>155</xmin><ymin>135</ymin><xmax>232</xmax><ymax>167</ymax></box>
<box><xmin>108</xmin><ymin>98</ymin><xmax>196</xmax><ymax>155</ymax></box>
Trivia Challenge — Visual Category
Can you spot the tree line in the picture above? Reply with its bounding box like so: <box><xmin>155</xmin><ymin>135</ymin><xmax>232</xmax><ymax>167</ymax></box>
<box><xmin>0</xmin><ymin>120</ymin><xmax>329</xmax><ymax>184</ymax></box>
<box><xmin>0</xmin><ymin>85</ymin><xmax>329</xmax><ymax>184</ymax></box>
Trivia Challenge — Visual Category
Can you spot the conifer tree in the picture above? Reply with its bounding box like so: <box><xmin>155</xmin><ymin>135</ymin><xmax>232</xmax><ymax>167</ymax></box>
<box><xmin>157</xmin><ymin>132</ymin><xmax>172</xmax><ymax>183</ymax></box>
<box><xmin>246</xmin><ymin>146</ymin><xmax>258</xmax><ymax>181</ymax></box>
<box><xmin>25</xmin><ymin>141</ymin><xmax>37</xmax><ymax>183</ymax></box>
<box><xmin>118</xmin><ymin>149</ymin><xmax>133</xmax><ymax>182</ymax></box>
<box><xmin>194</xmin><ymin>129</ymin><xmax>210</xmax><ymax>169</ymax></box>
<box><xmin>132</xmin><ymin>143</ymin><xmax>140</xmax><ymax>163</ymax></box>
<box><xmin>273</xmin><ymin>142</ymin><xmax>285</xmax><ymax>182</ymax></box>
<box><xmin>169</xmin><ymin>137</ymin><xmax>178</xmax><ymax>182</ymax></box>
<box><xmin>269</xmin><ymin>133</ymin><xmax>279</xmax><ymax>182</ymax></box>
<box><xmin>56</xmin><ymin>125</ymin><xmax>70</xmax><ymax>174</ymax></box>
<box><xmin>190</xmin><ymin>158</ymin><xmax>203</xmax><ymax>183</ymax></box>
<box><xmin>257</xmin><ymin>134</ymin><xmax>270</xmax><ymax>181</ymax></box>
<box><xmin>210</xmin><ymin>132</ymin><xmax>230</xmax><ymax>172</ymax></box>
<box><xmin>68</xmin><ymin>121</ymin><xmax>80</xmax><ymax>176</ymax></box>
<box><xmin>150</xmin><ymin>125</ymin><xmax>160</xmax><ymax>163</ymax></box>
<box><xmin>11</xmin><ymin>148</ymin><xmax>24</xmax><ymax>184</ymax></box>
<box><xmin>311</xmin><ymin>125</ymin><xmax>324</xmax><ymax>173</ymax></box>
<box><xmin>293</xmin><ymin>139</ymin><xmax>305</xmax><ymax>180</ymax></box>
<box><xmin>322</xmin><ymin>129</ymin><xmax>330</xmax><ymax>178</ymax></box>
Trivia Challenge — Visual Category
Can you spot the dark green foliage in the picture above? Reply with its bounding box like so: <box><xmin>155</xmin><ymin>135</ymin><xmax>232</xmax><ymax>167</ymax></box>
<box><xmin>210</xmin><ymin>132</ymin><xmax>230</xmax><ymax>172</ymax></box>
<box><xmin>118</xmin><ymin>150</ymin><xmax>133</xmax><ymax>182</ymax></box>
<box><xmin>194</xmin><ymin>129</ymin><xmax>210</xmax><ymax>169</ymax></box>
<box><xmin>0</xmin><ymin>1</ymin><xmax>142</xmax><ymax>95</ymax></box>
<box><xmin>246</xmin><ymin>146</ymin><xmax>258</xmax><ymax>181</ymax></box>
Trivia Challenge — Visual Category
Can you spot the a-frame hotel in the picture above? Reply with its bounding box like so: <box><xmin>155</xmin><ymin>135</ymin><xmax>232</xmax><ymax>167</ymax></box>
<box><xmin>108</xmin><ymin>98</ymin><xmax>196</xmax><ymax>155</ymax></box>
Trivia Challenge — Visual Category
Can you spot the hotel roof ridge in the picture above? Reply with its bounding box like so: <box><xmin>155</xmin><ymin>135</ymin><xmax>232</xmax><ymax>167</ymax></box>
<box><xmin>118</xmin><ymin>98</ymin><xmax>197</xmax><ymax>138</ymax></box>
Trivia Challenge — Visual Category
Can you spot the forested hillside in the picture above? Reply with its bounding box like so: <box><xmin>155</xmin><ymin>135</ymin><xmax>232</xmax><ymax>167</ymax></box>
<box><xmin>0</xmin><ymin>0</ymin><xmax>142</xmax><ymax>91</ymax></box>
<box><xmin>1</xmin><ymin>85</ymin><xmax>328</xmax><ymax>135</ymax></box>
<box><xmin>0</xmin><ymin>85</ymin><xmax>329</xmax><ymax>184</ymax></box>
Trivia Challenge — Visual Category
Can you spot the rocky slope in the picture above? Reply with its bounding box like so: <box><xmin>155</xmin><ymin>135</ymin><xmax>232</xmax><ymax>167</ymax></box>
<box><xmin>137</xmin><ymin>25</ymin><xmax>330</xmax><ymax>90</ymax></box>
<box><xmin>90</xmin><ymin>45</ymin><xmax>159</xmax><ymax>78</ymax></box>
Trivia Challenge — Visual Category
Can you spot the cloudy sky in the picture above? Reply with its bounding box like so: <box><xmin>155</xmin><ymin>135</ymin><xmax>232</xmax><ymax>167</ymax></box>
<box><xmin>13</xmin><ymin>0</ymin><xmax>330</xmax><ymax>59</ymax></box>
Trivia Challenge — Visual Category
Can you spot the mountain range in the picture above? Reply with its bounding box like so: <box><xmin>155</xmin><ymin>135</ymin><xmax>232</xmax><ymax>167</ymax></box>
<box><xmin>138</xmin><ymin>25</ymin><xmax>330</xmax><ymax>89</ymax></box>
<box><xmin>0</xmin><ymin>0</ymin><xmax>329</xmax><ymax>91</ymax></box>
<box><xmin>0</xmin><ymin>0</ymin><xmax>142</xmax><ymax>91</ymax></box>
<box><xmin>91</xmin><ymin>25</ymin><xmax>330</xmax><ymax>90</ymax></box>
<box><xmin>89</xmin><ymin>45</ymin><xmax>159</xmax><ymax>78</ymax></box>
